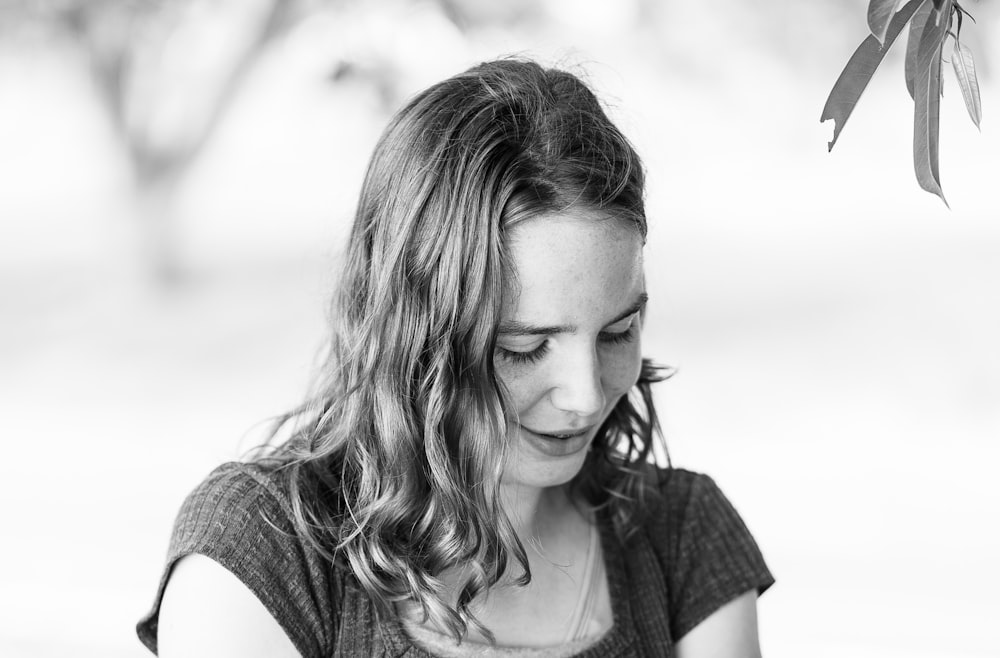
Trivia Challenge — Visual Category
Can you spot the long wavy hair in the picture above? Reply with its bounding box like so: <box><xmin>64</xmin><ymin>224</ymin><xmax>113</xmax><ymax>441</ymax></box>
<box><xmin>262</xmin><ymin>58</ymin><xmax>670</xmax><ymax>642</ymax></box>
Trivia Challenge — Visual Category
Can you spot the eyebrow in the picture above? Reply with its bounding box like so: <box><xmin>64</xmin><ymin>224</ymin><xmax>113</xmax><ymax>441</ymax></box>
<box><xmin>498</xmin><ymin>292</ymin><xmax>648</xmax><ymax>336</ymax></box>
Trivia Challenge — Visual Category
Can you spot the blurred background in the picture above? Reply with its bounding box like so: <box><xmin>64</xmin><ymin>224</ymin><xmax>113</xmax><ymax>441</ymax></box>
<box><xmin>1</xmin><ymin>0</ymin><xmax>998</xmax><ymax>656</ymax></box>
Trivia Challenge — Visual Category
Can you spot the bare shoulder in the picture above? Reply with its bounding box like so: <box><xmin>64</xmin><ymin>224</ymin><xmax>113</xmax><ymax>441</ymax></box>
<box><xmin>158</xmin><ymin>554</ymin><xmax>300</xmax><ymax>658</ymax></box>
<box><xmin>675</xmin><ymin>589</ymin><xmax>762</xmax><ymax>658</ymax></box>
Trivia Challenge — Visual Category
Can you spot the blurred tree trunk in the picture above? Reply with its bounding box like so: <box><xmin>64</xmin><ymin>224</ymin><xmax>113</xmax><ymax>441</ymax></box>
<box><xmin>49</xmin><ymin>0</ymin><xmax>307</xmax><ymax>283</ymax></box>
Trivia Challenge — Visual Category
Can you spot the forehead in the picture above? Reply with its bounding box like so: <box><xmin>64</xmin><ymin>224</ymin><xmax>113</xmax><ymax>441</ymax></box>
<box><xmin>504</xmin><ymin>212</ymin><xmax>644</xmax><ymax>321</ymax></box>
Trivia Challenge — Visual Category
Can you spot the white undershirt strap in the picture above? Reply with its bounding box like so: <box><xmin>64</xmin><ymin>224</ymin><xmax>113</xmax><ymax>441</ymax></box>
<box><xmin>562</xmin><ymin>519</ymin><xmax>601</xmax><ymax>643</ymax></box>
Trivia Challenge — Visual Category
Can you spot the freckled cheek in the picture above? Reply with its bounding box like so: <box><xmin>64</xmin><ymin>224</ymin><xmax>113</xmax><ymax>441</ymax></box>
<box><xmin>601</xmin><ymin>344</ymin><xmax>643</xmax><ymax>402</ymax></box>
<box><xmin>494</xmin><ymin>366</ymin><xmax>545</xmax><ymax>415</ymax></box>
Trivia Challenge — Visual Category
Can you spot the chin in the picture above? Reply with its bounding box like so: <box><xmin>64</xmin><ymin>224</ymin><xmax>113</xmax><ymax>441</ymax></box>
<box><xmin>503</xmin><ymin>438</ymin><xmax>592</xmax><ymax>491</ymax></box>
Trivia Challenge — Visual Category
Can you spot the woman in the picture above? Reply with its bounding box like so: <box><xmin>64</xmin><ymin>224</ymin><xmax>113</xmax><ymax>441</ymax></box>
<box><xmin>137</xmin><ymin>59</ymin><xmax>773</xmax><ymax>657</ymax></box>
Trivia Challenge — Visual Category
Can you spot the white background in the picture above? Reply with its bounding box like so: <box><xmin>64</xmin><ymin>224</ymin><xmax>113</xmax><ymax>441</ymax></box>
<box><xmin>1</xmin><ymin>0</ymin><xmax>998</xmax><ymax>656</ymax></box>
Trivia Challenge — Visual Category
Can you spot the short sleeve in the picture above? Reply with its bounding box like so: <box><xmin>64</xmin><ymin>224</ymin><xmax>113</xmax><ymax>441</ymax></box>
<box><xmin>135</xmin><ymin>463</ymin><xmax>338</xmax><ymax>657</ymax></box>
<box><xmin>659</xmin><ymin>470</ymin><xmax>774</xmax><ymax>641</ymax></box>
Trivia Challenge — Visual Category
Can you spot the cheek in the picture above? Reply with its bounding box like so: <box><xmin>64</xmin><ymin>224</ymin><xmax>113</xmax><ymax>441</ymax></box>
<box><xmin>494</xmin><ymin>362</ymin><xmax>541</xmax><ymax>414</ymax></box>
<box><xmin>602</xmin><ymin>342</ymin><xmax>643</xmax><ymax>399</ymax></box>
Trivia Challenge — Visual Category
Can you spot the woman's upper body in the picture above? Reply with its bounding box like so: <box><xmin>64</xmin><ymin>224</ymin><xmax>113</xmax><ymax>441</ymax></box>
<box><xmin>137</xmin><ymin>58</ymin><xmax>774</xmax><ymax>656</ymax></box>
<box><xmin>139</xmin><ymin>462</ymin><xmax>773</xmax><ymax>657</ymax></box>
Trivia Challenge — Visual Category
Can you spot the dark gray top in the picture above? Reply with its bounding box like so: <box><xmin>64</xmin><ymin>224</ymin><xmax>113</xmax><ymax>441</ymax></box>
<box><xmin>137</xmin><ymin>463</ymin><xmax>773</xmax><ymax>657</ymax></box>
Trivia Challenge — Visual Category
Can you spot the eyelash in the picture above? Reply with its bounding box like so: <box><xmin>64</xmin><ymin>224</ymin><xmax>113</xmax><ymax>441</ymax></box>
<box><xmin>497</xmin><ymin>326</ymin><xmax>635</xmax><ymax>366</ymax></box>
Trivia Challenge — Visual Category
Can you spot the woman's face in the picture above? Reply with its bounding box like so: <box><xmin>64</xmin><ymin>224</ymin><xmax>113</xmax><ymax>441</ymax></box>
<box><xmin>495</xmin><ymin>211</ymin><xmax>645</xmax><ymax>491</ymax></box>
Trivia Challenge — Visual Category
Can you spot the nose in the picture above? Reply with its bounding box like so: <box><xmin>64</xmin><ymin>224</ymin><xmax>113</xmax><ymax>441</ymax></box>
<box><xmin>549</xmin><ymin>345</ymin><xmax>606</xmax><ymax>418</ymax></box>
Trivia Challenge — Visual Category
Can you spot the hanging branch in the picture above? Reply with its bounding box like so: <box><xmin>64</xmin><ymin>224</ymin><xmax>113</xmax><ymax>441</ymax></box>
<box><xmin>821</xmin><ymin>0</ymin><xmax>983</xmax><ymax>206</ymax></box>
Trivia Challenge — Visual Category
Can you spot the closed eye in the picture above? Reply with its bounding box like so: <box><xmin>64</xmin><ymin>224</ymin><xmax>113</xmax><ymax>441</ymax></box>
<box><xmin>498</xmin><ymin>326</ymin><xmax>634</xmax><ymax>366</ymax></box>
<box><xmin>598</xmin><ymin>312</ymin><xmax>639</xmax><ymax>346</ymax></box>
<box><xmin>497</xmin><ymin>340</ymin><xmax>550</xmax><ymax>365</ymax></box>
<box><xmin>598</xmin><ymin>325</ymin><xmax>635</xmax><ymax>346</ymax></box>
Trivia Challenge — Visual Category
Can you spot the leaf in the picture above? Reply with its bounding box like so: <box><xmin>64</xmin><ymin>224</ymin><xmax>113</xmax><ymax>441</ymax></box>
<box><xmin>868</xmin><ymin>0</ymin><xmax>901</xmax><ymax>45</ymax></box>
<box><xmin>917</xmin><ymin>1</ymin><xmax>950</xmax><ymax>63</ymax></box>
<box><xmin>912</xmin><ymin>0</ymin><xmax>951</xmax><ymax>205</ymax></box>
<box><xmin>905</xmin><ymin>1</ymin><xmax>935</xmax><ymax>98</ymax></box>
<box><xmin>821</xmin><ymin>0</ymin><xmax>927</xmax><ymax>151</ymax></box>
<box><xmin>913</xmin><ymin>47</ymin><xmax>947</xmax><ymax>204</ymax></box>
<box><xmin>952</xmin><ymin>40</ymin><xmax>982</xmax><ymax>128</ymax></box>
<box><xmin>938</xmin><ymin>35</ymin><xmax>945</xmax><ymax>98</ymax></box>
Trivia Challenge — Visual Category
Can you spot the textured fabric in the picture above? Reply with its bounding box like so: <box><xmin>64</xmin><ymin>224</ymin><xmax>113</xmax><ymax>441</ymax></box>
<box><xmin>136</xmin><ymin>463</ymin><xmax>774</xmax><ymax>657</ymax></box>
<box><xmin>135</xmin><ymin>464</ymin><xmax>342</xmax><ymax>658</ymax></box>
<box><xmin>651</xmin><ymin>469</ymin><xmax>775</xmax><ymax>642</ymax></box>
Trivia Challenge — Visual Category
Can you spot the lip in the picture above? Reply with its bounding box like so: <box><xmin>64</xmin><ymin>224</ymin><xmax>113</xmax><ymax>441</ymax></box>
<box><xmin>523</xmin><ymin>427</ymin><xmax>590</xmax><ymax>439</ymax></box>
<box><xmin>519</xmin><ymin>425</ymin><xmax>594</xmax><ymax>457</ymax></box>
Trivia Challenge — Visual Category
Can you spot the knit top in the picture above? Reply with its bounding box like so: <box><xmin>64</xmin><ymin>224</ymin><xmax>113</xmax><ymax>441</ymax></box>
<box><xmin>136</xmin><ymin>463</ymin><xmax>774</xmax><ymax>657</ymax></box>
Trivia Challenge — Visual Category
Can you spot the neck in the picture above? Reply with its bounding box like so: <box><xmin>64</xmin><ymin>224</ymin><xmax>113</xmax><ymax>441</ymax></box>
<box><xmin>398</xmin><ymin>482</ymin><xmax>593</xmax><ymax>634</ymax></box>
<box><xmin>499</xmin><ymin>482</ymin><xmax>573</xmax><ymax>543</ymax></box>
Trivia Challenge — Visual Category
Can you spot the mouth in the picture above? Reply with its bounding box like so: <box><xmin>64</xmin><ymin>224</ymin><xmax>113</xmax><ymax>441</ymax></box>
<box><xmin>519</xmin><ymin>425</ymin><xmax>594</xmax><ymax>458</ymax></box>
<box><xmin>523</xmin><ymin>427</ymin><xmax>591</xmax><ymax>440</ymax></box>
